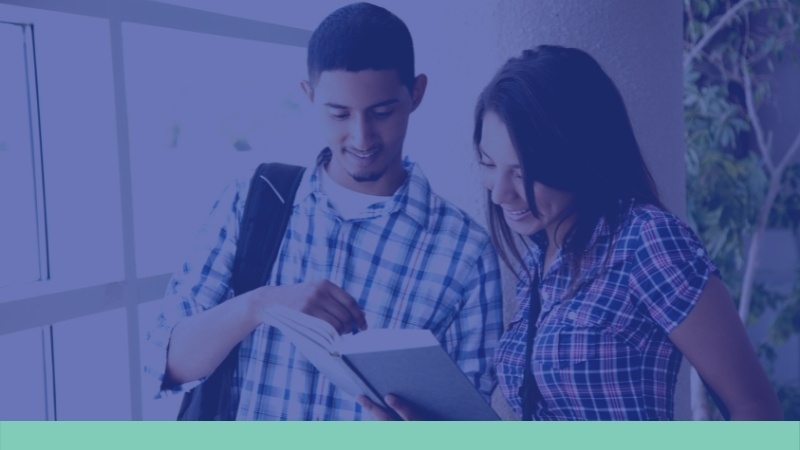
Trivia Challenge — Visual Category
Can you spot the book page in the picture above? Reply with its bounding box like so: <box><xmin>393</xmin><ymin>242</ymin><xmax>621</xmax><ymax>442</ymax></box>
<box><xmin>338</xmin><ymin>328</ymin><xmax>439</xmax><ymax>354</ymax></box>
<box><xmin>260</xmin><ymin>306</ymin><xmax>373</xmax><ymax>401</ymax></box>
<box><xmin>265</xmin><ymin>306</ymin><xmax>339</xmax><ymax>350</ymax></box>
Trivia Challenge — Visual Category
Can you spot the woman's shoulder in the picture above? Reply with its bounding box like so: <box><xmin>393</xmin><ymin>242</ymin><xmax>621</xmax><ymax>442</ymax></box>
<box><xmin>621</xmin><ymin>203</ymin><xmax>696</xmax><ymax>239</ymax></box>
<box><xmin>619</xmin><ymin>203</ymin><xmax>710</xmax><ymax>264</ymax></box>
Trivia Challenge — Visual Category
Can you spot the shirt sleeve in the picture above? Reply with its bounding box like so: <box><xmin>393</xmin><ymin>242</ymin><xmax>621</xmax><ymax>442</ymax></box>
<box><xmin>628</xmin><ymin>213</ymin><xmax>720</xmax><ymax>334</ymax></box>
<box><xmin>142</xmin><ymin>175</ymin><xmax>248</xmax><ymax>399</ymax></box>
<box><xmin>442</xmin><ymin>237</ymin><xmax>504</xmax><ymax>401</ymax></box>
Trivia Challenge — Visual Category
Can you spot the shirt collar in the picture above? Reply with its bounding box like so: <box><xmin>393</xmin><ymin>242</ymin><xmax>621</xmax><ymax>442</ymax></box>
<box><xmin>526</xmin><ymin>210</ymin><xmax>618</xmax><ymax>256</ymax></box>
<box><xmin>295</xmin><ymin>148</ymin><xmax>433</xmax><ymax>230</ymax></box>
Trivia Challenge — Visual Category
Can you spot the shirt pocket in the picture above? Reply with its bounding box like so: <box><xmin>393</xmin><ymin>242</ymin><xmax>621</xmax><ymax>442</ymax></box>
<box><xmin>535</xmin><ymin>326</ymin><xmax>601</xmax><ymax>371</ymax></box>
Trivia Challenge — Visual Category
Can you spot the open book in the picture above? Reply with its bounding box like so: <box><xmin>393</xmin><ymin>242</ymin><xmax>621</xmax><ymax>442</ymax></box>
<box><xmin>262</xmin><ymin>306</ymin><xmax>499</xmax><ymax>421</ymax></box>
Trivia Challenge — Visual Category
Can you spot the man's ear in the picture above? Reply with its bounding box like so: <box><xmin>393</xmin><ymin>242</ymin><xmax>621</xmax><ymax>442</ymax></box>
<box><xmin>410</xmin><ymin>74</ymin><xmax>428</xmax><ymax>112</ymax></box>
<box><xmin>301</xmin><ymin>80</ymin><xmax>314</xmax><ymax>103</ymax></box>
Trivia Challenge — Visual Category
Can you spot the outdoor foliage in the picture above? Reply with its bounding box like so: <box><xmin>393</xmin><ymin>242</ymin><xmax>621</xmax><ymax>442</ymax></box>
<box><xmin>684</xmin><ymin>0</ymin><xmax>800</xmax><ymax>419</ymax></box>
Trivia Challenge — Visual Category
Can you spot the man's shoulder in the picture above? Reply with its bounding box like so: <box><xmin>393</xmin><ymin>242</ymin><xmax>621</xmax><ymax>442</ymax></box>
<box><xmin>402</xmin><ymin>160</ymin><xmax>492</xmax><ymax>250</ymax></box>
<box><xmin>230</xmin><ymin>161</ymin><xmax>314</xmax><ymax>206</ymax></box>
<box><xmin>425</xmin><ymin>191</ymin><xmax>492</xmax><ymax>247</ymax></box>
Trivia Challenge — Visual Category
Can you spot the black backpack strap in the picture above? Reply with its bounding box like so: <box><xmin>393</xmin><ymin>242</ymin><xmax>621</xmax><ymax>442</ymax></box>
<box><xmin>177</xmin><ymin>162</ymin><xmax>306</xmax><ymax>420</ymax></box>
<box><xmin>230</xmin><ymin>162</ymin><xmax>307</xmax><ymax>294</ymax></box>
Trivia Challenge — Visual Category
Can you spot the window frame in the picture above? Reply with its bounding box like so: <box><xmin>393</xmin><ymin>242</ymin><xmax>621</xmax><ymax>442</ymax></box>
<box><xmin>0</xmin><ymin>0</ymin><xmax>311</xmax><ymax>420</ymax></box>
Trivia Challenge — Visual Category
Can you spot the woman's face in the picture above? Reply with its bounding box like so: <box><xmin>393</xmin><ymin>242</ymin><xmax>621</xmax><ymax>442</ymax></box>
<box><xmin>478</xmin><ymin>111</ymin><xmax>576</xmax><ymax>239</ymax></box>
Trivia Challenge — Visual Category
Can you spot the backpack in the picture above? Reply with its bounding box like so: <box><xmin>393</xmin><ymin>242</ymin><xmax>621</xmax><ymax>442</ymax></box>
<box><xmin>176</xmin><ymin>162</ymin><xmax>306</xmax><ymax>420</ymax></box>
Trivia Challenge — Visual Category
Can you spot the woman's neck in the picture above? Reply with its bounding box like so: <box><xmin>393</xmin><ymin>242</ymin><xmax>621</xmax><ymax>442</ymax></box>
<box><xmin>543</xmin><ymin>213</ymin><xmax>577</xmax><ymax>274</ymax></box>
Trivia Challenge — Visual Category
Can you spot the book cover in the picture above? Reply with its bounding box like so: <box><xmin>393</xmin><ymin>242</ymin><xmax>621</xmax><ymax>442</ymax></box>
<box><xmin>262</xmin><ymin>306</ymin><xmax>499</xmax><ymax>420</ymax></box>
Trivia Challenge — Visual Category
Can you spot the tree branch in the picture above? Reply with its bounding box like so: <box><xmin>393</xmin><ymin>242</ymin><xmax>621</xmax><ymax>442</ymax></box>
<box><xmin>684</xmin><ymin>0</ymin><xmax>757</xmax><ymax>70</ymax></box>
<box><xmin>776</xmin><ymin>125</ymin><xmax>800</xmax><ymax>174</ymax></box>
<box><xmin>741</xmin><ymin>58</ymin><xmax>776</xmax><ymax>174</ymax></box>
<box><xmin>685</xmin><ymin>0</ymin><xmax>698</xmax><ymax>44</ymax></box>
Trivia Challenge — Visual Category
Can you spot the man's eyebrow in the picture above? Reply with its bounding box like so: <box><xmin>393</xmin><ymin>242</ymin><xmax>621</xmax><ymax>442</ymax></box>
<box><xmin>369</xmin><ymin>99</ymin><xmax>399</xmax><ymax>109</ymax></box>
<box><xmin>323</xmin><ymin>99</ymin><xmax>400</xmax><ymax>110</ymax></box>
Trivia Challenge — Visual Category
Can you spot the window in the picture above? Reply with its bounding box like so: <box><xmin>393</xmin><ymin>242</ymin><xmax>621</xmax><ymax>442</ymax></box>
<box><xmin>0</xmin><ymin>21</ymin><xmax>48</xmax><ymax>288</ymax></box>
<box><xmin>123</xmin><ymin>24</ymin><xmax>313</xmax><ymax>278</ymax></box>
<box><xmin>0</xmin><ymin>0</ymin><xmax>311</xmax><ymax>420</ymax></box>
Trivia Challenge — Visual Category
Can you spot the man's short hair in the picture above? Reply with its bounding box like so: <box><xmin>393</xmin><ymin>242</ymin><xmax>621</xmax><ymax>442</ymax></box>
<box><xmin>307</xmin><ymin>2</ymin><xmax>415</xmax><ymax>90</ymax></box>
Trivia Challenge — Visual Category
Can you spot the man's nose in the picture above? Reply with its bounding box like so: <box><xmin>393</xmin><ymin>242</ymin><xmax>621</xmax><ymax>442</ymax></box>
<box><xmin>348</xmin><ymin>116</ymin><xmax>375</xmax><ymax>151</ymax></box>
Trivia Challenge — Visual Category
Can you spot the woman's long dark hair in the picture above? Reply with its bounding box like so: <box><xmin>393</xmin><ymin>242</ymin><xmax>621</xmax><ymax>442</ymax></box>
<box><xmin>474</xmin><ymin>45</ymin><xmax>664</xmax><ymax>277</ymax></box>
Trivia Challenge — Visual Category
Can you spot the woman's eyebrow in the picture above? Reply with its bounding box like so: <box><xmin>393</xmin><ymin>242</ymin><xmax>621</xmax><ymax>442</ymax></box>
<box><xmin>478</xmin><ymin>149</ymin><xmax>521</xmax><ymax>169</ymax></box>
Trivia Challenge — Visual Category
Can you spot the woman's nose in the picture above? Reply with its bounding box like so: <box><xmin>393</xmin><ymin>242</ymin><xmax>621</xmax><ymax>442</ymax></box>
<box><xmin>490</xmin><ymin>173</ymin><xmax>516</xmax><ymax>205</ymax></box>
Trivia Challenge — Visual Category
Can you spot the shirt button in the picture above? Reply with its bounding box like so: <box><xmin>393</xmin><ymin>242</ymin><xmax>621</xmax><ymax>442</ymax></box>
<box><xmin>695</xmin><ymin>248</ymin><xmax>705</xmax><ymax>257</ymax></box>
<box><xmin>540</xmin><ymin>292</ymin><xmax>549</xmax><ymax>302</ymax></box>
<box><xmin>567</xmin><ymin>311</ymin><xmax>577</xmax><ymax>320</ymax></box>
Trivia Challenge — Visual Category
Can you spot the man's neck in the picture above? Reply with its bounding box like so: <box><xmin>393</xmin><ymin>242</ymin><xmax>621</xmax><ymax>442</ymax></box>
<box><xmin>325</xmin><ymin>159</ymin><xmax>407</xmax><ymax>196</ymax></box>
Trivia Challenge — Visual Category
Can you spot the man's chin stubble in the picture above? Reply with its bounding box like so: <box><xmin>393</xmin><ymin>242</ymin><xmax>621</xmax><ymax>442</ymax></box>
<box><xmin>351</xmin><ymin>171</ymin><xmax>384</xmax><ymax>183</ymax></box>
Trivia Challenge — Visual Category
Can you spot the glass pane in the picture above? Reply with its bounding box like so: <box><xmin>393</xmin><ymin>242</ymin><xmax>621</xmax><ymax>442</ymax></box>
<box><xmin>0</xmin><ymin>6</ymin><xmax>124</xmax><ymax>300</ymax></box>
<box><xmin>0</xmin><ymin>22</ymin><xmax>47</xmax><ymax>287</ymax></box>
<box><xmin>52</xmin><ymin>308</ymin><xmax>132</xmax><ymax>420</ymax></box>
<box><xmin>0</xmin><ymin>328</ymin><xmax>50</xmax><ymax>420</ymax></box>
<box><xmin>124</xmin><ymin>24</ymin><xmax>314</xmax><ymax>278</ymax></box>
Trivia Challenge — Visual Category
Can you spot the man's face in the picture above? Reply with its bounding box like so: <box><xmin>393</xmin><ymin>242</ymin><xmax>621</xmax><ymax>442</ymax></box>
<box><xmin>303</xmin><ymin>69</ymin><xmax>426</xmax><ymax>196</ymax></box>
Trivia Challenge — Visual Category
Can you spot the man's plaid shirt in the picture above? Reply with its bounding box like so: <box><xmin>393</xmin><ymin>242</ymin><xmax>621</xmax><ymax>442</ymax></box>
<box><xmin>144</xmin><ymin>153</ymin><xmax>503</xmax><ymax>420</ymax></box>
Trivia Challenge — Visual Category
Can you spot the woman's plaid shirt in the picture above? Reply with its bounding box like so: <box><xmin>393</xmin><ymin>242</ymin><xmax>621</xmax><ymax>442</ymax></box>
<box><xmin>495</xmin><ymin>204</ymin><xmax>719</xmax><ymax>420</ymax></box>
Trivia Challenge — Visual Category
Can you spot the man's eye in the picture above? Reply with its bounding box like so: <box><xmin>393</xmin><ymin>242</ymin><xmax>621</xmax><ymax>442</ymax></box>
<box><xmin>372</xmin><ymin>110</ymin><xmax>393</xmax><ymax>119</ymax></box>
<box><xmin>478</xmin><ymin>160</ymin><xmax>495</xmax><ymax>168</ymax></box>
<box><xmin>328</xmin><ymin>109</ymin><xmax>350</xmax><ymax>120</ymax></box>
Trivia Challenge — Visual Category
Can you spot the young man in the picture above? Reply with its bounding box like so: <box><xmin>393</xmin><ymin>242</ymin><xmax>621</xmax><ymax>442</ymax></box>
<box><xmin>144</xmin><ymin>2</ymin><xmax>502</xmax><ymax>420</ymax></box>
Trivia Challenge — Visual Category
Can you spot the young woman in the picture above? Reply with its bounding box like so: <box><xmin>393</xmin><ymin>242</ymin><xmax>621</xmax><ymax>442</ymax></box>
<box><xmin>359</xmin><ymin>45</ymin><xmax>781</xmax><ymax>421</ymax></box>
<box><xmin>474</xmin><ymin>45</ymin><xmax>781</xmax><ymax>420</ymax></box>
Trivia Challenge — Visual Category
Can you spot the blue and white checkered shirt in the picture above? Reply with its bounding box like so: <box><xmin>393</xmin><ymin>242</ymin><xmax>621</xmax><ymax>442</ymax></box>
<box><xmin>144</xmin><ymin>152</ymin><xmax>503</xmax><ymax>420</ymax></box>
<box><xmin>495</xmin><ymin>203</ymin><xmax>719</xmax><ymax>420</ymax></box>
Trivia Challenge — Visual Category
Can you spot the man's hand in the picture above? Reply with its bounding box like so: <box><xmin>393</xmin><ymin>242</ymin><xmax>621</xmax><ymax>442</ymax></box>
<box><xmin>255</xmin><ymin>280</ymin><xmax>367</xmax><ymax>334</ymax></box>
<box><xmin>357</xmin><ymin>394</ymin><xmax>430</xmax><ymax>421</ymax></box>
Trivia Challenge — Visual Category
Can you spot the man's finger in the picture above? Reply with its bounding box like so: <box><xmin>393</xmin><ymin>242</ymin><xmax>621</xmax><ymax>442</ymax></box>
<box><xmin>357</xmin><ymin>395</ymin><xmax>395</xmax><ymax>421</ymax></box>
<box><xmin>385</xmin><ymin>395</ymin><xmax>424</xmax><ymax>421</ymax></box>
<box><xmin>314</xmin><ymin>309</ymin><xmax>346</xmax><ymax>335</ymax></box>
<box><xmin>324</xmin><ymin>282</ymin><xmax>367</xmax><ymax>330</ymax></box>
